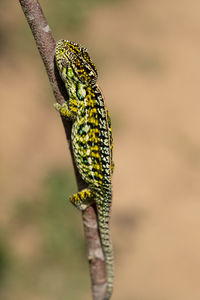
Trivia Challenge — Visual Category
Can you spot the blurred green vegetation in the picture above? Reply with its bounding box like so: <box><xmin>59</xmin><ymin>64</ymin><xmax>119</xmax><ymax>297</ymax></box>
<box><xmin>0</xmin><ymin>234</ymin><xmax>10</xmax><ymax>284</ymax></box>
<box><xmin>45</xmin><ymin>0</ymin><xmax>120</xmax><ymax>32</ymax></box>
<box><xmin>0</xmin><ymin>0</ymin><xmax>121</xmax><ymax>58</ymax></box>
<box><xmin>0</xmin><ymin>169</ymin><xmax>90</xmax><ymax>300</ymax></box>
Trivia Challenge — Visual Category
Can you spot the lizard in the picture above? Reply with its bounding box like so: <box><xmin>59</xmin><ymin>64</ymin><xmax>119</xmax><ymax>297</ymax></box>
<box><xmin>54</xmin><ymin>40</ymin><xmax>114</xmax><ymax>300</ymax></box>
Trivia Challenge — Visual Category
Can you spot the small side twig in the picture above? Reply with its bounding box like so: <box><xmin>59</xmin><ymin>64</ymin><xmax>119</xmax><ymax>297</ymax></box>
<box><xmin>19</xmin><ymin>0</ymin><xmax>107</xmax><ymax>299</ymax></box>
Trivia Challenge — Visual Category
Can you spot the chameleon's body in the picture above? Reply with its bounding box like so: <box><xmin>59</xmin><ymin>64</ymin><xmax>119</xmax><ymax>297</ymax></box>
<box><xmin>55</xmin><ymin>40</ymin><xmax>114</xmax><ymax>300</ymax></box>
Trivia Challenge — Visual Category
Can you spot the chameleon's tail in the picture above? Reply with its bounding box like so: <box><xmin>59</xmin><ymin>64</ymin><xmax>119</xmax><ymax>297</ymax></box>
<box><xmin>96</xmin><ymin>188</ymin><xmax>114</xmax><ymax>300</ymax></box>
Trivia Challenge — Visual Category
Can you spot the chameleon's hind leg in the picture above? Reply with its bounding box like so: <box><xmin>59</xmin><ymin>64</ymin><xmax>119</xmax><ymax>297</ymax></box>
<box><xmin>69</xmin><ymin>188</ymin><xmax>94</xmax><ymax>211</ymax></box>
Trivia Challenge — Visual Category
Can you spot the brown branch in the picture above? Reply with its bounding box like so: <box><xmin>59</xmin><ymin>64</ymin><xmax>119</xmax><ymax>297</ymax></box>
<box><xmin>19</xmin><ymin>1</ymin><xmax>107</xmax><ymax>299</ymax></box>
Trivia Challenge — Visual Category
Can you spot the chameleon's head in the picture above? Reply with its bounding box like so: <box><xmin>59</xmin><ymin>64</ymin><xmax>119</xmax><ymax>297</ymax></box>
<box><xmin>55</xmin><ymin>40</ymin><xmax>98</xmax><ymax>86</ymax></box>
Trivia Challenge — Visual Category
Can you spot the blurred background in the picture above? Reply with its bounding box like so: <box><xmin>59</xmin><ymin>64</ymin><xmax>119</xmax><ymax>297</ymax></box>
<box><xmin>1</xmin><ymin>0</ymin><xmax>200</xmax><ymax>299</ymax></box>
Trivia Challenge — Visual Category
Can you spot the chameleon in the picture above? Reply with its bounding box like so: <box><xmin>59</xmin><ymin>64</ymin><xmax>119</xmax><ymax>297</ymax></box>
<box><xmin>54</xmin><ymin>40</ymin><xmax>114</xmax><ymax>300</ymax></box>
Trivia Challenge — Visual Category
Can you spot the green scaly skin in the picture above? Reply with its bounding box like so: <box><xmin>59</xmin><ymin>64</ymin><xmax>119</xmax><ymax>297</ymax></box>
<box><xmin>54</xmin><ymin>40</ymin><xmax>114</xmax><ymax>300</ymax></box>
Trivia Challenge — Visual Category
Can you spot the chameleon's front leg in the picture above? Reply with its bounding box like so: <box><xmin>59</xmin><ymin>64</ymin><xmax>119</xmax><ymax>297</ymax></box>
<box><xmin>69</xmin><ymin>188</ymin><xmax>94</xmax><ymax>211</ymax></box>
<box><xmin>54</xmin><ymin>102</ymin><xmax>75</xmax><ymax>120</ymax></box>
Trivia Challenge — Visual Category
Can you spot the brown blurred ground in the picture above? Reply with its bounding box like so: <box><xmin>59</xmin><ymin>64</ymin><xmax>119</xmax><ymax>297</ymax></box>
<box><xmin>1</xmin><ymin>0</ymin><xmax>200</xmax><ymax>299</ymax></box>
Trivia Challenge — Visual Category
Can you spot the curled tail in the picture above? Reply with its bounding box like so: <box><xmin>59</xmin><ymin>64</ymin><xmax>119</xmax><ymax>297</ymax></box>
<box><xmin>96</xmin><ymin>189</ymin><xmax>114</xmax><ymax>300</ymax></box>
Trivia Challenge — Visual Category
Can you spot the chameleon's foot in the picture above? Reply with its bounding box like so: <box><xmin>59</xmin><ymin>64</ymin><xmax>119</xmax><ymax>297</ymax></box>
<box><xmin>54</xmin><ymin>102</ymin><xmax>73</xmax><ymax>119</ymax></box>
<box><xmin>69</xmin><ymin>188</ymin><xmax>94</xmax><ymax>211</ymax></box>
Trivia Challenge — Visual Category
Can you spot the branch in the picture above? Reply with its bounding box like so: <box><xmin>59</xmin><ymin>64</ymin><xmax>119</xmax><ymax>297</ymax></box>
<box><xmin>19</xmin><ymin>1</ymin><xmax>107</xmax><ymax>299</ymax></box>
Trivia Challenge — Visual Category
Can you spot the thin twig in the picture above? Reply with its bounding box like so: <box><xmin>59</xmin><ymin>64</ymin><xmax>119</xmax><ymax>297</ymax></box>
<box><xmin>19</xmin><ymin>0</ymin><xmax>107</xmax><ymax>299</ymax></box>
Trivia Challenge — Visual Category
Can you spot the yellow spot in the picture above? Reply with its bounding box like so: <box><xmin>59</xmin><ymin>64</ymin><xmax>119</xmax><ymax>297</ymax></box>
<box><xmin>92</xmin><ymin>108</ymin><xmax>97</xmax><ymax>113</ymax></box>
<box><xmin>71</xmin><ymin>107</ymin><xmax>78</xmax><ymax>113</ymax></box>
<box><xmin>91</xmin><ymin>145</ymin><xmax>99</xmax><ymax>151</ymax></box>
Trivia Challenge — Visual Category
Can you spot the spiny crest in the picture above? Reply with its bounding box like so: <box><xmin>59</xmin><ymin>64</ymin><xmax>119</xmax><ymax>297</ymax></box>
<box><xmin>55</xmin><ymin>39</ymin><xmax>98</xmax><ymax>85</ymax></box>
